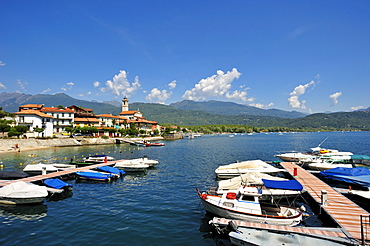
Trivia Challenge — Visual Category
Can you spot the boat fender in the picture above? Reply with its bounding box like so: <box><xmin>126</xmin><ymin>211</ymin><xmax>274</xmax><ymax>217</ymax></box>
<box><xmin>226</xmin><ymin>192</ymin><xmax>237</xmax><ymax>200</ymax></box>
<box><xmin>201</xmin><ymin>193</ymin><xmax>207</xmax><ymax>199</ymax></box>
<box><xmin>300</xmin><ymin>205</ymin><xmax>306</xmax><ymax>212</ymax></box>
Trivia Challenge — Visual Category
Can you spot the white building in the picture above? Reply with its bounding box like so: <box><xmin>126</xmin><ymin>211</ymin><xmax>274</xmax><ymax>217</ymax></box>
<box><xmin>15</xmin><ymin>110</ymin><xmax>54</xmax><ymax>138</ymax></box>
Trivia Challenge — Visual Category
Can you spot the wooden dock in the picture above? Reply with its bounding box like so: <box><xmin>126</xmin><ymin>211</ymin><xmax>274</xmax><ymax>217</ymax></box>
<box><xmin>211</xmin><ymin>217</ymin><xmax>358</xmax><ymax>245</ymax></box>
<box><xmin>280</xmin><ymin>162</ymin><xmax>370</xmax><ymax>242</ymax></box>
<box><xmin>0</xmin><ymin>161</ymin><xmax>117</xmax><ymax>187</ymax></box>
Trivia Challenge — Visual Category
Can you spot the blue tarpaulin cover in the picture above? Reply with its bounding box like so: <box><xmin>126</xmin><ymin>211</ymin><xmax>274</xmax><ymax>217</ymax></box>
<box><xmin>262</xmin><ymin>179</ymin><xmax>303</xmax><ymax>191</ymax></box>
<box><xmin>319</xmin><ymin>167</ymin><xmax>370</xmax><ymax>187</ymax></box>
<box><xmin>75</xmin><ymin>171</ymin><xmax>113</xmax><ymax>180</ymax></box>
<box><xmin>44</xmin><ymin>178</ymin><xmax>73</xmax><ymax>189</ymax></box>
<box><xmin>320</xmin><ymin>167</ymin><xmax>370</xmax><ymax>178</ymax></box>
<box><xmin>97</xmin><ymin>166</ymin><xmax>125</xmax><ymax>175</ymax></box>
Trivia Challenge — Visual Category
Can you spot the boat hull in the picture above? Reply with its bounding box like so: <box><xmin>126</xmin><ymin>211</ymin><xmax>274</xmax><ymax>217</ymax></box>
<box><xmin>0</xmin><ymin>196</ymin><xmax>45</xmax><ymax>205</ymax></box>
<box><xmin>200</xmin><ymin>199</ymin><xmax>301</xmax><ymax>226</ymax></box>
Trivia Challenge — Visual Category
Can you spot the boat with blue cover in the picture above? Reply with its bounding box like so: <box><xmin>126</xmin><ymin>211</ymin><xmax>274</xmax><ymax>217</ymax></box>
<box><xmin>44</xmin><ymin>178</ymin><xmax>73</xmax><ymax>191</ymax></box>
<box><xmin>75</xmin><ymin>171</ymin><xmax>114</xmax><ymax>182</ymax></box>
<box><xmin>96</xmin><ymin>166</ymin><xmax>125</xmax><ymax>176</ymax></box>
<box><xmin>319</xmin><ymin>167</ymin><xmax>370</xmax><ymax>188</ymax></box>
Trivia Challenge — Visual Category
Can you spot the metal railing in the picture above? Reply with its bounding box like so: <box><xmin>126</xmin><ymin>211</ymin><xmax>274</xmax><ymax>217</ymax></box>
<box><xmin>360</xmin><ymin>215</ymin><xmax>369</xmax><ymax>245</ymax></box>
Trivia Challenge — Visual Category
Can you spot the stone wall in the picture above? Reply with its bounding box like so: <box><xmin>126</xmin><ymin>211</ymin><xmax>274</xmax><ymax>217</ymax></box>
<box><xmin>0</xmin><ymin>136</ymin><xmax>162</xmax><ymax>149</ymax></box>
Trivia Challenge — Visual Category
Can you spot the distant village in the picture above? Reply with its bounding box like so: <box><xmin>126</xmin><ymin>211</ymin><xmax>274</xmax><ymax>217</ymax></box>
<box><xmin>9</xmin><ymin>97</ymin><xmax>162</xmax><ymax>138</ymax></box>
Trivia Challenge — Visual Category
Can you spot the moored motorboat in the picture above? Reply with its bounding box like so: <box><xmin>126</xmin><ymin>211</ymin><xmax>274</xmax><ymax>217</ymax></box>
<box><xmin>215</xmin><ymin>177</ymin><xmax>304</xmax><ymax>200</ymax></box>
<box><xmin>44</xmin><ymin>178</ymin><xmax>73</xmax><ymax>191</ymax></box>
<box><xmin>83</xmin><ymin>155</ymin><xmax>115</xmax><ymax>163</ymax></box>
<box><xmin>216</xmin><ymin>171</ymin><xmax>288</xmax><ymax>193</ymax></box>
<box><xmin>114</xmin><ymin>160</ymin><xmax>150</xmax><ymax>172</ymax></box>
<box><xmin>23</xmin><ymin>163</ymin><xmax>59</xmax><ymax>176</ymax></box>
<box><xmin>0</xmin><ymin>181</ymin><xmax>48</xmax><ymax>205</ymax></box>
<box><xmin>307</xmin><ymin>156</ymin><xmax>354</xmax><ymax>171</ymax></box>
<box><xmin>196</xmin><ymin>186</ymin><xmax>303</xmax><ymax>226</ymax></box>
<box><xmin>75</xmin><ymin>171</ymin><xmax>114</xmax><ymax>181</ymax></box>
<box><xmin>0</xmin><ymin>171</ymin><xmax>29</xmax><ymax>180</ymax></box>
<box><xmin>96</xmin><ymin>166</ymin><xmax>126</xmax><ymax>177</ymax></box>
<box><xmin>148</xmin><ymin>142</ymin><xmax>165</xmax><ymax>146</ymax></box>
<box><xmin>131</xmin><ymin>155</ymin><xmax>159</xmax><ymax>166</ymax></box>
<box><xmin>23</xmin><ymin>163</ymin><xmax>77</xmax><ymax>176</ymax></box>
<box><xmin>215</xmin><ymin>160</ymin><xmax>284</xmax><ymax>179</ymax></box>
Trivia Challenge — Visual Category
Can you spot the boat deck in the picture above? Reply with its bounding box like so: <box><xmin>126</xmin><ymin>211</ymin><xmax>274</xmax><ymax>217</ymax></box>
<box><xmin>0</xmin><ymin>161</ymin><xmax>118</xmax><ymax>186</ymax></box>
<box><xmin>280</xmin><ymin>162</ymin><xmax>370</xmax><ymax>242</ymax></box>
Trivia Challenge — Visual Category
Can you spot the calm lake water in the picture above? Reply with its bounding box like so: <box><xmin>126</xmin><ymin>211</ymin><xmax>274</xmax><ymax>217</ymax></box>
<box><xmin>0</xmin><ymin>131</ymin><xmax>369</xmax><ymax>246</ymax></box>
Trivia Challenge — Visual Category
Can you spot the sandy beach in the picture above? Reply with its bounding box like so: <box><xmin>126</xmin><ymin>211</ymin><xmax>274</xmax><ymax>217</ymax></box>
<box><xmin>0</xmin><ymin>145</ymin><xmax>52</xmax><ymax>154</ymax></box>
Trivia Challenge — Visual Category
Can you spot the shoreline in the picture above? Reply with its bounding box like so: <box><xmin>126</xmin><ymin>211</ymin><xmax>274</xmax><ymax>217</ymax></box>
<box><xmin>0</xmin><ymin>136</ymin><xmax>165</xmax><ymax>155</ymax></box>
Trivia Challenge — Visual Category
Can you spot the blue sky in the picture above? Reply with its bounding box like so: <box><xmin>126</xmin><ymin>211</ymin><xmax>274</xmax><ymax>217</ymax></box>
<box><xmin>0</xmin><ymin>1</ymin><xmax>369</xmax><ymax>113</ymax></box>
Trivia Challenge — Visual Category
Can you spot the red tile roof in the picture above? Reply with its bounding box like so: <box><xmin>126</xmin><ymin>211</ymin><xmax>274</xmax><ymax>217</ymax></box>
<box><xmin>119</xmin><ymin>110</ymin><xmax>137</xmax><ymax>115</ymax></box>
<box><xmin>15</xmin><ymin>110</ymin><xmax>53</xmax><ymax>118</ymax></box>
<box><xmin>74</xmin><ymin>117</ymin><xmax>100</xmax><ymax>123</ymax></box>
<box><xmin>41</xmin><ymin>107</ymin><xmax>74</xmax><ymax>113</ymax></box>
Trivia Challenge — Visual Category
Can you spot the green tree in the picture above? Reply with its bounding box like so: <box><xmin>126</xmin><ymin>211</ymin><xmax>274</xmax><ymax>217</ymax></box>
<box><xmin>0</xmin><ymin>123</ymin><xmax>11</xmax><ymax>137</ymax></box>
<box><xmin>8</xmin><ymin>127</ymin><xmax>21</xmax><ymax>138</ymax></box>
<box><xmin>15</xmin><ymin>125</ymin><xmax>28</xmax><ymax>135</ymax></box>
<box><xmin>64</xmin><ymin>126</ymin><xmax>74</xmax><ymax>135</ymax></box>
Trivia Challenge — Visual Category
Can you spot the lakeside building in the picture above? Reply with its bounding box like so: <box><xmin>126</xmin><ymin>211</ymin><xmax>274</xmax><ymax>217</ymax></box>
<box><xmin>15</xmin><ymin>109</ymin><xmax>54</xmax><ymax>138</ymax></box>
<box><xmin>12</xmin><ymin>98</ymin><xmax>160</xmax><ymax>138</ymax></box>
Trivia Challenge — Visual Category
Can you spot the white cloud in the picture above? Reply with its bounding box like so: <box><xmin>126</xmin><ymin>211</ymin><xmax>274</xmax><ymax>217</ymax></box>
<box><xmin>101</xmin><ymin>70</ymin><xmax>141</xmax><ymax>97</ymax></box>
<box><xmin>182</xmin><ymin>68</ymin><xmax>242</xmax><ymax>101</ymax></box>
<box><xmin>249</xmin><ymin>102</ymin><xmax>274</xmax><ymax>109</ymax></box>
<box><xmin>41</xmin><ymin>88</ymin><xmax>51</xmax><ymax>94</ymax></box>
<box><xmin>0</xmin><ymin>61</ymin><xmax>5</xmax><ymax>66</ymax></box>
<box><xmin>78</xmin><ymin>94</ymin><xmax>84</xmax><ymax>97</ymax></box>
<box><xmin>17</xmin><ymin>79</ymin><xmax>28</xmax><ymax>91</ymax></box>
<box><xmin>0</xmin><ymin>82</ymin><xmax>6</xmax><ymax>89</ymax></box>
<box><xmin>350</xmin><ymin>106</ymin><xmax>364</xmax><ymax>111</ymax></box>
<box><xmin>225</xmin><ymin>90</ymin><xmax>250</xmax><ymax>101</ymax></box>
<box><xmin>288</xmin><ymin>80</ymin><xmax>315</xmax><ymax>109</ymax></box>
<box><xmin>329</xmin><ymin>92</ymin><xmax>342</xmax><ymax>106</ymax></box>
<box><xmin>93</xmin><ymin>81</ymin><xmax>100</xmax><ymax>87</ymax></box>
<box><xmin>146</xmin><ymin>88</ymin><xmax>172</xmax><ymax>104</ymax></box>
<box><xmin>61</xmin><ymin>81</ymin><xmax>74</xmax><ymax>91</ymax></box>
<box><xmin>168</xmin><ymin>80</ymin><xmax>177</xmax><ymax>89</ymax></box>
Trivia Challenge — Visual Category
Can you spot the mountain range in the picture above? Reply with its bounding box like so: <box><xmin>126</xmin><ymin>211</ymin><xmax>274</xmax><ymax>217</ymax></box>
<box><xmin>0</xmin><ymin>92</ymin><xmax>369</xmax><ymax>129</ymax></box>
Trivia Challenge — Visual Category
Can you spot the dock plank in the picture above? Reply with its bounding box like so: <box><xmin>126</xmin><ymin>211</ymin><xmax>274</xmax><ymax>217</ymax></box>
<box><xmin>0</xmin><ymin>160</ymin><xmax>119</xmax><ymax>187</ymax></box>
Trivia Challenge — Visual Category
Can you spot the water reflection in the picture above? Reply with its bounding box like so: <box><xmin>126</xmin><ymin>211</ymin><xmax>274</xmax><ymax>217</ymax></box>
<box><xmin>0</xmin><ymin>203</ymin><xmax>47</xmax><ymax>221</ymax></box>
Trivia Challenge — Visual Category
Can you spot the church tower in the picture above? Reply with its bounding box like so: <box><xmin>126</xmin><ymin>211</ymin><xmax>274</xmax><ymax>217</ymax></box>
<box><xmin>122</xmin><ymin>97</ymin><xmax>129</xmax><ymax>112</ymax></box>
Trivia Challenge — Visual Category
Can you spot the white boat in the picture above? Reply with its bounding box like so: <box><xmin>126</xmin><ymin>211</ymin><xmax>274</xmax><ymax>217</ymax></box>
<box><xmin>131</xmin><ymin>155</ymin><xmax>159</xmax><ymax>166</ymax></box>
<box><xmin>217</xmin><ymin>172</ymin><xmax>288</xmax><ymax>192</ymax></box>
<box><xmin>275</xmin><ymin>152</ymin><xmax>316</xmax><ymax>162</ymax></box>
<box><xmin>307</xmin><ymin>156</ymin><xmax>353</xmax><ymax>171</ymax></box>
<box><xmin>114</xmin><ymin>160</ymin><xmax>150</xmax><ymax>172</ymax></box>
<box><xmin>0</xmin><ymin>182</ymin><xmax>48</xmax><ymax>205</ymax></box>
<box><xmin>23</xmin><ymin>163</ymin><xmax>76</xmax><ymax>175</ymax></box>
<box><xmin>83</xmin><ymin>155</ymin><xmax>115</xmax><ymax>163</ymax></box>
<box><xmin>196</xmin><ymin>186</ymin><xmax>303</xmax><ymax>226</ymax></box>
<box><xmin>215</xmin><ymin>160</ymin><xmax>284</xmax><ymax>179</ymax></box>
<box><xmin>23</xmin><ymin>163</ymin><xmax>59</xmax><ymax>175</ymax></box>
<box><xmin>50</xmin><ymin>163</ymin><xmax>77</xmax><ymax>171</ymax></box>
<box><xmin>215</xmin><ymin>173</ymin><xmax>304</xmax><ymax>198</ymax></box>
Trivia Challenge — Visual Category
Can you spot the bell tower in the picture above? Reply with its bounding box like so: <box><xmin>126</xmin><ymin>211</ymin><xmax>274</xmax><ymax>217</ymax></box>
<box><xmin>122</xmin><ymin>97</ymin><xmax>129</xmax><ymax>112</ymax></box>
